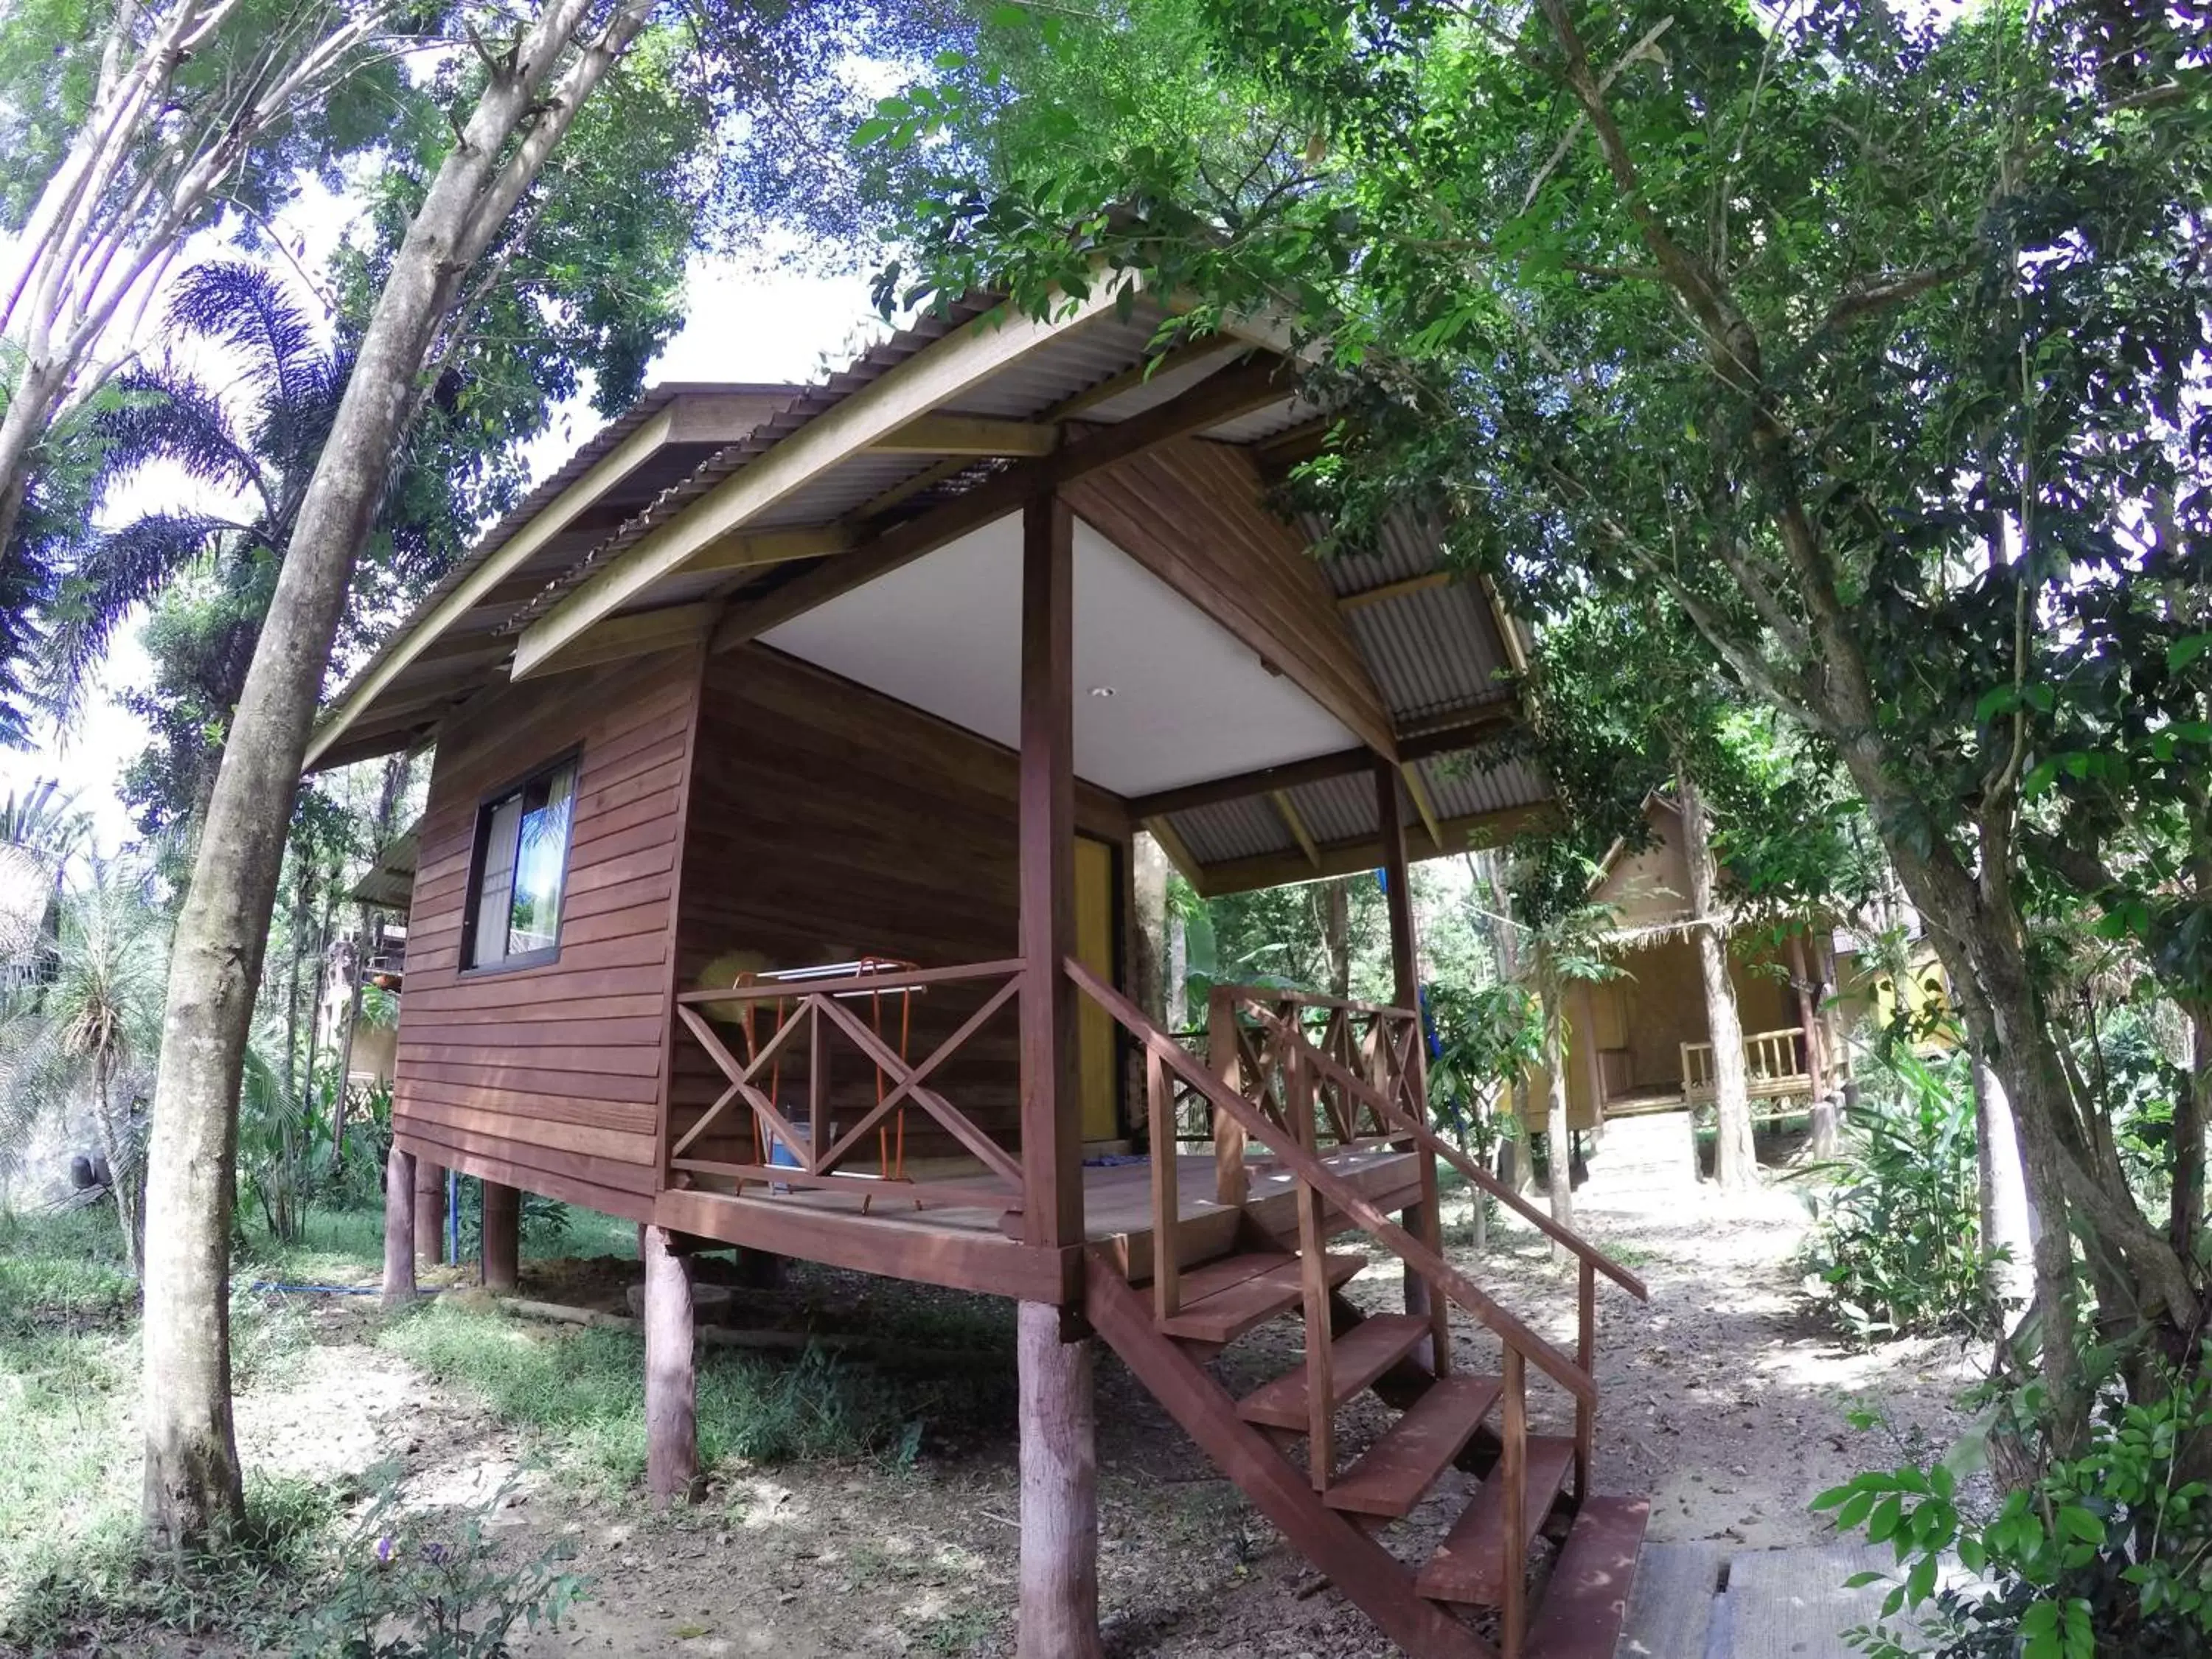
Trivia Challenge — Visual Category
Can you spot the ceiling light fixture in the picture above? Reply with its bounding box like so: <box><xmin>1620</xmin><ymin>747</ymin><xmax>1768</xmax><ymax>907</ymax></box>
<box><xmin>1088</xmin><ymin>685</ymin><xmax>1117</xmax><ymax>698</ymax></box>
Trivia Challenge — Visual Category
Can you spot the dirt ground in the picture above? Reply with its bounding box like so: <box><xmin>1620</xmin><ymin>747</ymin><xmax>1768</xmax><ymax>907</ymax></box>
<box><xmin>207</xmin><ymin>1114</ymin><xmax>1978</xmax><ymax>1659</ymax></box>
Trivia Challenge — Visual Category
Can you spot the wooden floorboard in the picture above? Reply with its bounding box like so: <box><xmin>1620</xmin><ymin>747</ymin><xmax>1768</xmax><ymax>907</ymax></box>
<box><xmin>1717</xmin><ymin>1543</ymin><xmax>1891</xmax><ymax>1659</ymax></box>
<box><xmin>1613</xmin><ymin>1540</ymin><xmax>1721</xmax><ymax>1659</ymax></box>
<box><xmin>1237</xmin><ymin>1313</ymin><xmax>1430</xmax><ymax>1430</ymax></box>
<box><xmin>1416</xmin><ymin>1434</ymin><xmax>1576</xmax><ymax>1605</ymax></box>
<box><xmin>1525</xmin><ymin>1495</ymin><xmax>1648</xmax><ymax>1659</ymax></box>
<box><xmin>1325</xmin><ymin>1374</ymin><xmax>1501</xmax><ymax>1519</ymax></box>
<box><xmin>1161</xmin><ymin>1252</ymin><xmax>1364</xmax><ymax>1346</ymax></box>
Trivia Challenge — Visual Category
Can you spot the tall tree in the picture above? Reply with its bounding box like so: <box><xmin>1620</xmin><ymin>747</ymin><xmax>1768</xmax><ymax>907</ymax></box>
<box><xmin>137</xmin><ymin>0</ymin><xmax>660</xmax><ymax>1548</ymax></box>
<box><xmin>133</xmin><ymin>0</ymin><xmax>965</xmax><ymax>1549</ymax></box>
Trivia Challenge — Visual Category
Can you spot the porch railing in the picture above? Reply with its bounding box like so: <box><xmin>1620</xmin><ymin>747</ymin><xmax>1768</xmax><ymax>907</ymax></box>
<box><xmin>668</xmin><ymin>958</ymin><xmax>1026</xmax><ymax>1213</ymax></box>
<box><xmin>1205</xmin><ymin>984</ymin><xmax>1426</xmax><ymax>1206</ymax></box>
<box><xmin>1068</xmin><ymin>959</ymin><xmax>1647</xmax><ymax>1653</ymax></box>
<box><xmin>1680</xmin><ymin>1026</ymin><xmax>1812</xmax><ymax>1101</ymax></box>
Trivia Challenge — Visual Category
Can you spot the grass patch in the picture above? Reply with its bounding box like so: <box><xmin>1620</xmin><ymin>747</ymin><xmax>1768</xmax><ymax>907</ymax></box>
<box><xmin>1</xmin><ymin>1476</ymin><xmax>335</xmax><ymax>1655</ymax></box>
<box><xmin>238</xmin><ymin>1202</ymin><xmax>389</xmax><ymax>1287</ymax></box>
<box><xmin>378</xmin><ymin>1299</ymin><xmax>936</xmax><ymax>1490</ymax></box>
<box><xmin>552</xmin><ymin>1202</ymin><xmax>637</xmax><ymax>1259</ymax></box>
<box><xmin>0</xmin><ymin>1207</ymin><xmax>137</xmax><ymax>1332</ymax></box>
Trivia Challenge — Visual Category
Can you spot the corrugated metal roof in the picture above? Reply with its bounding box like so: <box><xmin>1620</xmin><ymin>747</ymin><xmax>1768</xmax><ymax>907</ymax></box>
<box><xmin>1168</xmin><ymin>795</ymin><xmax>1292</xmax><ymax>865</ymax></box>
<box><xmin>939</xmin><ymin>299</ymin><xmax>1178</xmax><ymax>417</ymax></box>
<box><xmin>1283</xmin><ymin>771</ymin><xmax>1372</xmax><ymax>844</ymax></box>
<box><xmin>1203</xmin><ymin>395</ymin><xmax>1323</xmax><ymax>444</ymax></box>
<box><xmin>501</xmin><ymin>301</ymin><xmax>1001</xmax><ymax>631</ymax></box>
<box><xmin>325</xmin><ymin>382</ymin><xmax>798</xmax><ymax>712</ymax></box>
<box><xmin>1312</xmin><ymin>509</ymin><xmax>1445</xmax><ymax>593</ymax></box>
<box><xmin>1344</xmin><ymin>589</ymin><xmax>1516</xmax><ymax>724</ymax></box>
<box><xmin>1419</xmin><ymin>751</ymin><xmax>1551</xmax><ymax>819</ymax></box>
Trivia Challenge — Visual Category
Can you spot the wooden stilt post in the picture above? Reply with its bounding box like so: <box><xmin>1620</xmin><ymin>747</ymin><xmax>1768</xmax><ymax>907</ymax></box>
<box><xmin>1014</xmin><ymin>492</ymin><xmax>1099</xmax><ymax>1657</ymax></box>
<box><xmin>382</xmin><ymin>1144</ymin><xmax>417</xmax><ymax>1308</ymax></box>
<box><xmin>413</xmin><ymin>1157</ymin><xmax>446</xmax><ymax>1267</ymax></box>
<box><xmin>480</xmin><ymin>1180</ymin><xmax>520</xmax><ymax>1291</ymax></box>
<box><xmin>1017</xmin><ymin>1299</ymin><xmax>1102</xmax><ymax>1659</ymax></box>
<box><xmin>1018</xmin><ymin>490</ymin><xmax>1081</xmax><ymax>1251</ymax></box>
<box><xmin>642</xmin><ymin>1224</ymin><xmax>700</xmax><ymax>1507</ymax></box>
<box><xmin>1374</xmin><ymin>757</ymin><xmax>1445</xmax><ymax>1364</ymax></box>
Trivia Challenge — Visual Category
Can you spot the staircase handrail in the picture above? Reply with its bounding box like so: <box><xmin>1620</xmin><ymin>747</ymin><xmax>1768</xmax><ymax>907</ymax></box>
<box><xmin>1239</xmin><ymin>1001</ymin><xmax>1650</xmax><ymax>1304</ymax></box>
<box><xmin>1065</xmin><ymin>956</ymin><xmax>1597</xmax><ymax>1408</ymax></box>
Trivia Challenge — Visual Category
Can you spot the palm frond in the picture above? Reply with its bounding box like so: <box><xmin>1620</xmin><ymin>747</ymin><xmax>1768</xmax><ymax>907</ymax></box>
<box><xmin>41</xmin><ymin>514</ymin><xmax>240</xmax><ymax>724</ymax></box>
<box><xmin>97</xmin><ymin>369</ymin><xmax>266</xmax><ymax>503</ymax></box>
<box><xmin>166</xmin><ymin>261</ymin><xmax>322</xmax><ymax>431</ymax></box>
<box><xmin>0</xmin><ymin>779</ymin><xmax>86</xmax><ymax>858</ymax></box>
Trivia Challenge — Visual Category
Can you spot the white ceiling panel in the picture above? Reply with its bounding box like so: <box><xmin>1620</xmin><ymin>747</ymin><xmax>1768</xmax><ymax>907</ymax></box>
<box><xmin>761</xmin><ymin>513</ymin><xmax>1357</xmax><ymax>796</ymax></box>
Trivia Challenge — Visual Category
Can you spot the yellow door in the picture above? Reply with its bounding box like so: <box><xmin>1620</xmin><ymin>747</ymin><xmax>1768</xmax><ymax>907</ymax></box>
<box><xmin>1074</xmin><ymin>836</ymin><xmax>1121</xmax><ymax>1144</ymax></box>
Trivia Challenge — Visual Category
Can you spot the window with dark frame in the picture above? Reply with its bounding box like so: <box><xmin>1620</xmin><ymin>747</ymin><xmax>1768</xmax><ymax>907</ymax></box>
<box><xmin>464</xmin><ymin>756</ymin><xmax>579</xmax><ymax>970</ymax></box>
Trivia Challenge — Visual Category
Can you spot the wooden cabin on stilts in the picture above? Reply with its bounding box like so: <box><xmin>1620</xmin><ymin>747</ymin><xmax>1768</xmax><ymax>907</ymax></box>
<box><xmin>307</xmin><ymin>294</ymin><xmax>1652</xmax><ymax>1659</ymax></box>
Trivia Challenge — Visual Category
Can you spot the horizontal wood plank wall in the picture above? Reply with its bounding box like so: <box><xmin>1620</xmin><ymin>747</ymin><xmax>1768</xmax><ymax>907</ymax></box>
<box><xmin>1062</xmin><ymin>439</ymin><xmax>1394</xmax><ymax>757</ymax></box>
<box><xmin>670</xmin><ymin>646</ymin><xmax>1129</xmax><ymax>1174</ymax></box>
<box><xmin>392</xmin><ymin>650</ymin><xmax>703</xmax><ymax>1222</ymax></box>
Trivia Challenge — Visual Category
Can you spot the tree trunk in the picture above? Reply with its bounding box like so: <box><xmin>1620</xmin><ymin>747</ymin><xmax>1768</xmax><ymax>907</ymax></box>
<box><xmin>1540</xmin><ymin>969</ymin><xmax>1573</xmax><ymax>1248</ymax></box>
<box><xmin>1975</xmin><ymin>1050</ymin><xmax>2037</xmax><ymax>1325</ymax></box>
<box><xmin>2180</xmin><ymin>1003</ymin><xmax>2211</xmax><ymax>1268</ymax></box>
<box><xmin>1166</xmin><ymin>908</ymin><xmax>1187</xmax><ymax>1032</ymax></box>
<box><xmin>1323</xmin><ymin>877</ymin><xmax>1351</xmax><ymax>1000</ymax></box>
<box><xmin>91</xmin><ymin>1051</ymin><xmax>142</xmax><ymax>1276</ymax></box>
<box><xmin>1017</xmin><ymin>1300</ymin><xmax>1102</xmax><ymax>1659</ymax></box>
<box><xmin>1883</xmin><ymin>843</ymin><xmax>2103</xmax><ymax>1448</ymax></box>
<box><xmin>1680</xmin><ymin>776</ymin><xmax>1755</xmax><ymax>1189</ymax></box>
<box><xmin>1133</xmin><ymin>832</ymin><xmax>1169</xmax><ymax>1027</ymax></box>
<box><xmin>1790</xmin><ymin>932</ymin><xmax>1840</xmax><ymax>1159</ymax></box>
<box><xmin>136</xmin><ymin>0</ymin><xmax>650</xmax><ymax>1546</ymax></box>
<box><xmin>330</xmin><ymin>928</ymin><xmax>364</xmax><ymax>1167</ymax></box>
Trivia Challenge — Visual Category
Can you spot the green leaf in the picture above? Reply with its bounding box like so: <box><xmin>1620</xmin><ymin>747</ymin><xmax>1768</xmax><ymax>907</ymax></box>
<box><xmin>2170</xmin><ymin>633</ymin><xmax>2212</xmax><ymax>674</ymax></box>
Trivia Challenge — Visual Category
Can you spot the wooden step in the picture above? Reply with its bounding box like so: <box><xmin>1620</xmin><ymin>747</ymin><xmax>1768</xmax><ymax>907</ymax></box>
<box><xmin>1324</xmin><ymin>1374</ymin><xmax>1503</xmax><ymax>1519</ymax></box>
<box><xmin>1159</xmin><ymin>1252</ymin><xmax>1365</xmax><ymax>1346</ymax></box>
<box><xmin>1236</xmin><ymin>1312</ymin><xmax>1430</xmax><ymax>1431</ymax></box>
<box><xmin>1414</xmin><ymin>1435</ymin><xmax>1576</xmax><ymax>1606</ymax></box>
<box><xmin>1526</xmin><ymin>1495</ymin><xmax>1650</xmax><ymax>1659</ymax></box>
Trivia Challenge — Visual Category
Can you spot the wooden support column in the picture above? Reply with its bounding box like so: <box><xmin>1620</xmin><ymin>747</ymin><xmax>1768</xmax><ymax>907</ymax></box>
<box><xmin>413</xmin><ymin>1157</ymin><xmax>446</xmax><ymax>1267</ymax></box>
<box><xmin>1374</xmin><ymin>758</ymin><xmax>1443</xmax><ymax>1349</ymax></box>
<box><xmin>381</xmin><ymin>1145</ymin><xmax>417</xmax><ymax>1308</ymax></box>
<box><xmin>1017</xmin><ymin>1299</ymin><xmax>1103</xmax><ymax>1658</ymax></box>
<box><xmin>1019</xmin><ymin>491</ymin><xmax>1082</xmax><ymax>1252</ymax></box>
<box><xmin>642</xmin><ymin>1224</ymin><xmax>701</xmax><ymax>1507</ymax></box>
<box><xmin>480</xmin><ymin>1180</ymin><xmax>519</xmax><ymax>1291</ymax></box>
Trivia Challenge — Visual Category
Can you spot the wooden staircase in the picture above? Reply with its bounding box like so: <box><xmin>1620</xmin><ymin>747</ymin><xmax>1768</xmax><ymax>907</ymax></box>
<box><xmin>1068</xmin><ymin>964</ymin><xmax>1655</xmax><ymax>1659</ymax></box>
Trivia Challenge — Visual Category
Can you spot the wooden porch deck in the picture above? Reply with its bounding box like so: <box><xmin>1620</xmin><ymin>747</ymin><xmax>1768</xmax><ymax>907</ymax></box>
<box><xmin>653</xmin><ymin>1147</ymin><xmax>1425</xmax><ymax>1303</ymax></box>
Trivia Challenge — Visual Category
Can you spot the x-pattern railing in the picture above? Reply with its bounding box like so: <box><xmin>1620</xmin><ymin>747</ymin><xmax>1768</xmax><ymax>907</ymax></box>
<box><xmin>1206</xmin><ymin>985</ymin><xmax>1425</xmax><ymax>1205</ymax></box>
<box><xmin>669</xmin><ymin>959</ymin><xmax>1026</xmax><ymax>1212</ymax></box>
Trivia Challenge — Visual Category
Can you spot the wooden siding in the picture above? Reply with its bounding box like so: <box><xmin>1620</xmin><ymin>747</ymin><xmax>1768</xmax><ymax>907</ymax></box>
<box><xmin>1062</xmin><ymin>439</ymin><xmax>1394</xmax><ymax>757</ymax></box>
<box><xmin>392</xmin><ymin>649</ymin><xmax>702</xmax><ymax>1221</ymax></box>
<box><xmin>668</xmin><ymin>646</ymin><xmax>1128</xmax><ymax>1174</ymax></box>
